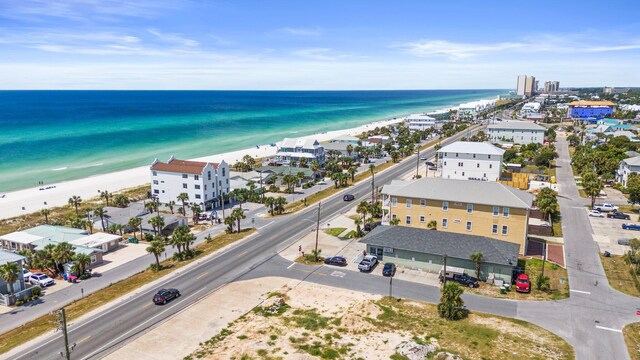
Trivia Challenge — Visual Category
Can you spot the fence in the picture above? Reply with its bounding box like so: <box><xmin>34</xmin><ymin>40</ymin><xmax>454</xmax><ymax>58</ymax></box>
<box><xmin>0</xmin><ymin>286</ymin><xmax>35</xmax><ymax>306</ymax></box>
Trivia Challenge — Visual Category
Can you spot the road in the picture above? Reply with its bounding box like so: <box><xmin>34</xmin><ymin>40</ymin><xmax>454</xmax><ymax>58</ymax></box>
<box><xmin>4</xmin><ymin>127</ymin><xmax>479</xmax><ymax>360</ymax></box>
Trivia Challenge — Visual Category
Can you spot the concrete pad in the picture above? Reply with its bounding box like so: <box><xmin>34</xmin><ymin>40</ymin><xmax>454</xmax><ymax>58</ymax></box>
<box><xmin>586</xmin><ymin>210</ymin><xmax>635</xmax><ymax>255</ymax></box>
<box><xmin>91</xmin><ymin>243</ymin><xmax>149</xmax><ymax>274</ymax></box>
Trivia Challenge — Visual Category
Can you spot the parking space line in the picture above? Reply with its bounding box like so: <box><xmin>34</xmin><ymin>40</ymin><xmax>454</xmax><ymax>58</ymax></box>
<box><xmin>570</xmin><ymin>289</ymin><xmax>591</xmax><ymax>295</ymax></box>
<box><xmin>196</xmin><ymin>272</ymin><xmax>208</xmax><ymax>280</ymax></box>
<box><xmin>595</xmin><ymin>325</ymin><xmax>622</xmax><ymax>333</ymax></box>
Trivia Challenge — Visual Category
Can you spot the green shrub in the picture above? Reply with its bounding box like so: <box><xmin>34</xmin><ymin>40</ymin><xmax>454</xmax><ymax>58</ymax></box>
<box><xmin>31</xmin><ymin>287</ymin><xmax>41</xmax><ymax>296</ymax></box>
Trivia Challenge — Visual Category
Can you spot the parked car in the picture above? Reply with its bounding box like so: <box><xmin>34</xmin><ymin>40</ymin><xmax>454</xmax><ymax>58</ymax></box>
<box><xmin>29</xmin><ymin>273</ymin><xmax>54</xmax><ymax>287</ymax></box>
<box><xmin>22</xmin><ymin>268</ymin><xmax>33</xmax><ymax>281</ymax></box>
<box><xmin>358</xmin><ymin>255</ymin><xmax>378</xmax><ymax>272</ymax></box>
<box><xmin>153</xmin><ymin>288</ymin><xmax>181</xmax><ymax>305</ymax></box>
<box><xmin>324</xmin><ymin>256</ymin><xmax>347</xmax><ymax>266</ymax></box>
<box><xmin>588</xmin><ymin>210</ymin><xmax>605</xmax><ymax>218</ymax></box>
<box><xmin>593</xmin><ymin>203</ymin><xmax>619</xmax><ymax>212</ymax></box>
<box><xmin>343</xmin><ymin>194</ymin><xmax>355</xmax><ymax>201</ymax></box>
<box><xmin>450</xmin><ymin>273</ymin><xmax>479</xmax><ymax>288</ymax></box>
<box><xmin>515</xmin><ymin>274</ymin><xmax>531</xmax><ymax>293</ymax></box>
<box><xmin>364</xmin><ymin>221</ymin><xmax>381</xmax><ymax>232</ymax></box>
<box><xmin>608</xmin><ymin>211</ymin><xmax>631</xmax><ymax>220</ymax></box>
<box><xmin>382</xmin><ymin>263</ymin><xmax>396</xmax><ymax>277</ymax></box>
<box><xmin>622</xmin><ymin>223</ymin><xmax>640</xmax><ymax>231</ymax></box>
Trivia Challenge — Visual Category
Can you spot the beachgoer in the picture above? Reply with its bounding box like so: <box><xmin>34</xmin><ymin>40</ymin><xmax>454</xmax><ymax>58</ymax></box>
<box><xmin>298</xmin><ymin>245</ymin><xmax>302</xmax><ymax>253</ymax></box>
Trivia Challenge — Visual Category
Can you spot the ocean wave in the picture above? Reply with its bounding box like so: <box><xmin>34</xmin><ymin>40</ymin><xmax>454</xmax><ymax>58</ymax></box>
<box><xmin>76</xmin><ymin>163</ymin><xmax>104</xmax><ymax>169</ymax></box>
<box><xmin>51</xmin><ymin>167</ymin><xmax>68</xmax><ymax>171</ymax></box>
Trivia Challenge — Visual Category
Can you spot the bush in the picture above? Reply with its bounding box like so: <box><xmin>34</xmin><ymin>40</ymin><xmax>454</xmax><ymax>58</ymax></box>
<box><xmin>149</xmin><ymin>263</ymin><xmax>162</xmax><ymax>272</ymax></box>
<box><xmin>15</xmin><ymin>300</ymin><xmax>23</xmax><ymax>306</ymax></box>
<box><xmin>31</xmin><ymin>287</ymin><xmax>41</xmax><ymax>297</ymax></box>
<box><xmin>144</xmin><ymin>233</ymin><xmax>154</xmax><ymax>242</ymax></box>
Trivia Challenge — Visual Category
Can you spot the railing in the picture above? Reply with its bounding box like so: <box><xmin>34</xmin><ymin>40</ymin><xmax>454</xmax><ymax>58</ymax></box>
<box><xmin>0</xmin><ymin>286</ymin><xmax>35</xmax><ymax>306</ymax></box>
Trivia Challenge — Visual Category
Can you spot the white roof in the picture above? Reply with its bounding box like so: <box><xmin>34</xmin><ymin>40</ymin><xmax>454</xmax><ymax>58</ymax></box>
<box><xmin>623</xmin><ymin>156</ymin><xmax>640</xmax><ymax>166</ymax></box>
<box><xmin>405</xmin><ymin>114</ymin><xmax>435</xmax><ymax>121</ymax></box>
<box><xmin>69</xmin><ymin>232</ymin><xmax>121</xmax><ymax>248</ymax></box>
<box><xmin>438</xmin><ymin>141</ymin><xmax>505</xmax><ymax>156</ymax></box>
<box><xmin>0</xmin><ymin>232</ymin><xmax>43</xmax><ymax>245</ymax></box>
<box><xmin>0</xmin><ymin>250</ymin><xmax>26</xmax><ymax>265</ymax></box>
<box><xmin>280</xmin><ymin>138</ymin><xmax>320</xmax><ymax>149</ymax></box>
<box><xmin>276</xmin><ymin>151</ymin><xmax>317</xmax><ymax>158</ymax></box>
<box><xmin>487</xmin><ymin>121</ymin><xmax>546</xmax><ymax>131</ymax></box>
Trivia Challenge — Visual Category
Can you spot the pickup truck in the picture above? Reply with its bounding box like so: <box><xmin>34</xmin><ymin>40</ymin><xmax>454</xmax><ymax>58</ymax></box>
<box><xmin>593</xmin><ymin>203</ymin><xmax>619</xmax><ymax>212</ymax></box>
<box><xmin>622</xmin><ymin>223</ymin><xmax>640</xmax><ymax>231</ymax></box>
<box><xmin>451</xmin><ymin>273</ymin><xmax>479</xmax><ymax>288</ymax></box>
<box><xmin>358</xmin><ymin>255</ymin><xmax>378</xmax><ymax>272</ymax></box>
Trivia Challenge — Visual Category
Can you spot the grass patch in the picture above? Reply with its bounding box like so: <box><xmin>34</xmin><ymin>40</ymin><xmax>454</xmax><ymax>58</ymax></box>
<box><xmin>624</xmin><ymin>322</ymin><xmax>640</xmax><ymax>360</ymax></box>
<box><xmin>578</xmin><ymin>188</ymin><xmax>588</xmax><ymax>198</ymax></box>
<box><xmin>0</xmin><ymin>228</ymin><xmax>255</xmax><ymax>354</ymax></box>
<box><xmin>323</xmin><ymin>227</ymin><xmax>347</xmax><ymax>237</ymax></box>
<box><xmin>342</xmin><ymin>230</ymin><xmax>358</xmax><ymax>239</ymax></box>
<box><xmin>600</xmin><ymin>254</ymin><xmax>640</xmax><ymax>297</ymax></box>
<box><xmin>295</xmin><ymin>253</ymin><xmax>325</xmax><ymax>265</ymax></box>
<box><xmin>552</xmin><ymin>215</ymin><xmax>563</xmax><ymax>237</ymax></box>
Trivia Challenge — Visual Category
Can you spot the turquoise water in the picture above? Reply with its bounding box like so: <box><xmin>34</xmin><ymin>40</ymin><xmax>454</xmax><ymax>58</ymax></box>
<box><xmin>0</xmin><ymin>90</ymin><xmax>505</xmax><ymax>192</ymax></box>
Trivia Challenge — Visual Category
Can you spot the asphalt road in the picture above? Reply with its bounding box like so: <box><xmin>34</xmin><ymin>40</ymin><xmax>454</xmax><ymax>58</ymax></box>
<box><xmin>5</xmin><ymin>127</ymin><xmax>480</xmax><ymax>360</ymax></box>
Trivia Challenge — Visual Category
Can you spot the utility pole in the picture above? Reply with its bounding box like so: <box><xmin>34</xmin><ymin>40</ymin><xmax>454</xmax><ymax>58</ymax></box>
<box><xmin>53</xmin><ymin>308</ymin><xmax>71</xmax><ymax>360</ymax></box>
<box><xmin>389</xmin><ymin>276</ymin><xmax>393</xmax><ymax>298</ymax></box>
<box><xmin>541</xmin><ymin>242</ymin><xmax>547</xmax><ymax>278</ymax></box>
<box><xmin>220</xmin><ymin>192</ymin><xmax>225</xmax><ymax>220</ymax></box>
<box><xmin>259</xmin><ymin>170</ymin><xmax>264</xmax><ymax>203</ymax></box>
<box><xmin>415</xmin><ymin>147</ymin><xmax>420</xmax><ymax>178</ymax></box>
<box><xmin>314</xmin><ymin>201</ymin><xmax>321</xmax><ymax>262</ymax></box>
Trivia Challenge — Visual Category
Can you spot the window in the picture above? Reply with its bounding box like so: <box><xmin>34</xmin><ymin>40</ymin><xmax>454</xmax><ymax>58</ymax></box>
<box><xmin>503</xmin><ymin>207</ymin><xmax>510</xmax><ymax>217</ymax></box>
<box><xmin>467</xmin><ymin>203</ymin><xmax>473</xmax><ymax>214</ymax></box>
<box><xmin>391</xmin><ymin>197</ymin><xmax>398</xmax><ymax>207</ymax></box>
<box><xmin>182</xmin><ymin>174</ymin><xmax>188</xmax><ymax>179</ymax></box>
<box><xmin>182</xmin><ymin>183</ymin><xmax>187</xmax><ymax>189</ymax></box>
<box><xmin>204</xmin><ymin>185</ymin><xmax>207</xmax><ymax>190</ymax></box>
<box><xmin>456</xmin><ymin>153</ymin><xmax>459</xmax><ymax>157</ymax></box>
<box><xmin>419</xmin><ymin>215</ymin><xmax>425</xmax><ymax>222</ymax></box>
<box><xmin>153</xmin><ymin>189</ymin><xmax>159</xmax><ymax>194</ymax></box>
<box><xmin>442</xmin><ymin>201</ymin><xmax>448</xmax><ymax>211</ymax></box>
<box><xmin>391</xmin><ymin>214</ymin><xmax>397</xmax><ymax>220</ymax></box>
<box><xmin>488</xmin><ymin>155</ymin><xmax>491</xmax><ymax>159</ymax></box>
<box><xmin>222</xmin><ymin>168</ymin><xmax>226</xmax><ymax>176</ymax></box>
<box><xmin>152</xmin><ymin>171</ymin><xmax>157</xmax><ymax>176</ymax></box>
<box><xmin>477</xmin><ymin>163</ymin><xmax>480</xmax><ymax>168</ymax></box>
<box><xmin>489</xmin><ymin>164</ymin><xmax>492</xmax><ymax>168</ymax></box>
<box><xmin>473</xmin><ymin>154</ymin><xmax>476</xmax><ymax>158</ymax></box>
<box><xmin>406</xmin><ymin>216</ymin><xmax>411</xmax><ymax>224</ymax></box>
<box><xmin>462</xmin><ymin>172</ymin><xmax>465</xmax><ymax>176</ymax></box>
<box><xmin>208</xmin><ymin>171</ymin><xmax>211</xmax><ymax>180</ymax></box>
<box><xmin>195</xmin><ymin>194</ymin><xmax>201</xmax><ymax>199</ymax></box>
<box><xmin>442</xmin><ymin>218</ymin><xmax>448</xmax><ymax>228</ymax></box>
<box><xmin>492</xmin><ymin>224</ymin><xmax>498</xmax><ymax>234</ymax></box>
<box><xmin>444</xmin><ymin>161</ymin><xmax>447</xmax><ymax>166</ymax></box>
<box><xmin>458</xmin><ymin>162</ymin><xmax>463</xmax><ymax>167</ymax></box>
<box><xmin>493</xmin><ymin>206</ymin><xmax>499</xmax><ymax>216</ymax></box>
<box><xmin>91</xmin><ymin>255</ymin><xmax>97</xmax><ymax>263</ymax></box>
<box><xmin>219</xmin><ymin>180</ymin><xmax>222</xmax><ymax>186</ymax></box>
<box><xmin>502</xmin><ymin>225</ymin><xmax>508</xmax><ymax>235</ymax></box>
<box><xmin>420</xmin><ymin>199</ymin><xmax>427</xmax><ymax>206</ymax></box>
<box><xmin>466</xmin><ymin>221</ymin><xmax>472</xmax><ymax>231</ymax></box>
<box><xmin>194</xmin><ymin>175</ymin><xmax>199</xmax><ymax>180</ymax></box>
<box><xmin>195</xmin><ymin>184</ymin><xmax>201</xmax><ymax>189</ymax></box>
<box><xmin>153</xmin><ymin>180</ymin><xmax>158</xmax><ymax>185</ymax></box>
<box><xmin>406</xmin><ymin>199</ymin><xmax>412</xmax><ymax>208</ymax></box>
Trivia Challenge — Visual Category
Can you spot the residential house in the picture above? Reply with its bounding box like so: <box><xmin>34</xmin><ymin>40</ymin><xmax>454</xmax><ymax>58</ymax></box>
<box><xmin>0</xmin><ymin>250</ymin><xmax>28</xmax><ymax>306</ymax></box>
<box><xmin>381</xmin><ymin>178</ymin><xmax>533</xmax><ymax>255</ymax></box>
<box><xmin>98</xmin><ymin>202</ymin><xmax>149</xmax><ymax>232</ymax></box>
<box><xmin>437</xmin><ymin>141</ymin><xmax>504</xmax><ymax>181</ymax></box>
<box><xmin>617</xmin><ymin>156</ymin><xmax>640</xmax><ymax>187</ymax></box>
<box><xmin>69</xmin><ymin>233</ymin><xmax>122</xmax><ymax>253</ymax></box>
<box><xmin>405</xmin><ymin>114</ymin><xmax>439</xmax><ymax>131</ymax></box>
<box><xmin>322</xmin><ymin>142</ymin><xmax>358</xmax><ymax>159</ymax></box>
<box><xmin>487</xmin><ymin>121</ymin><xmax>546</xmax><ymax>145</ymax></box>
<box><xmin>458</xmin><ymin>100</ymin><xmax>495</xmax><ymax>120</ymax></box>
<box><xmin>359</xmin><ymin>226</ymin><xmax>519</xmax><ymax>283</ymax></box>
<box><xmin>140</xmin><ymin>213</ymin><xmax>187</xmax><ymax>236</ymax></box>
<box><xmin>151</xmin><ymin>156</ymin><xmax>230</xmax><ymax>210</ymax></box>
<box><xmin>276</xmin><ymin>138</ymin><xmax>325</xmax><ymax>166</ymax></box>
<box><xmin>331</xmin><ymin>134</ymin><xmax>360</xmax><ymax>145</ymax></box>
<box><xmin>520</xmin><ymin>102</ymin><xmax>541</xmax><ymax>116</ymax></box>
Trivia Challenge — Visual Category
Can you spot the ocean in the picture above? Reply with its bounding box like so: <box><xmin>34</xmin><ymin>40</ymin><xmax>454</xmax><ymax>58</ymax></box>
<box><xmin>0</xmin><ymin>90</ymin><xmax>505</xmax><ymax>192</ymax></box>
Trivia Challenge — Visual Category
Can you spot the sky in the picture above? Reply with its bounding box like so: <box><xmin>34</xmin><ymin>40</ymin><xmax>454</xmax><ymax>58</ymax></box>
<box><xmin>1</xmin><ymin>0</ymin><xmax>639</xmax><ymax>90</ymax></box>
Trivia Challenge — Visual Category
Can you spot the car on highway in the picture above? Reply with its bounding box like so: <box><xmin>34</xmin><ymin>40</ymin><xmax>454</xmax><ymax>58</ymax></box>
<box><xmin>607</xmin><ymin>211</ymin><xmax>631</xmax><ymax>220</ymax></box>
<box><xmin>588</xmin><ymin>210</ymin><xmax>605</xmax><ymax>218</ymax></box>
<box><xmin>153</xmin><ymin>288</ymin><xmax>181</xmax><ymax>305</ymax></box>
<box><xmin>324</xmin><ymin>256</ymin><xmax>347</xmax><ymax>266</ymax></box>
<box><xmin>622</xmin><ymin>223</ymin><xmax>640</xmax><ymax>231</ymax></box>
<box><xmin>515</xmin><ymin>274</ymin><xmax>531</xmax><ymax>293</ymax></box>
<box><xmin>29</xmin><ymin>273</ymin><xmax>54</xmax><ymax>287</ymax></box>
<box><xmin>358</xmin><ymin>255</ymin><xmax>378</xmax><ymax>272</ymax></box>
<box><xmin>593</xmin><ymin>203</ymin><xmax>619</xmax><ymax>212</ymax></box>
<box><xmin>343</xmin><ymin>194</ymin><xmax>355</xmax><ymax>201</ymax></box>
<box><xmin>382</xmin><ymin>262</ymin><xmax>396</xmax><ymax>277</ymax></box>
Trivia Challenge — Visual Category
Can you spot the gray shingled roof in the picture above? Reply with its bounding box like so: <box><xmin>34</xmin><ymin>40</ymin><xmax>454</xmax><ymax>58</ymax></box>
<box><xmin>0</xmin><ymin>250</ymin><xmax>26</xmax><ymax>266</ymax></box>
<box><xmin>358</xmin><ymin>226</ymin><xmax>519</xmax><ymax>266</ymax></box>
<box><xmin>487</xmin><ymin>121</ymin><xmax>546</xmax><ymax>131</ymax></box>
<box><xmin>382</xmin><ymin>178</ymin><xmax>533</xmax><ymax>209</ymax></box>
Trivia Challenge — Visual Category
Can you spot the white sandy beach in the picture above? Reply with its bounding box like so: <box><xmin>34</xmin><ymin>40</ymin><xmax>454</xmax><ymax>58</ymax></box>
<box><xmin>0</xmin><ymin>118</ymin><xmax>402</xmax><ymax>220</ymax></box>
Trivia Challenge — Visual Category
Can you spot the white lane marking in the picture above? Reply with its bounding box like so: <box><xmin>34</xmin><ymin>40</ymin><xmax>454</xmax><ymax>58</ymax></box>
<box><xmin>331</xmin><ymin>271</ymin><xmax>346</xmax><ymax>278</ymax></box>
<box><xmin>595</xmin><ymin>325</ymin><xmax>622</xmax><ymax>333</ymax></box>
<box><xmin>570</xmin><ymin>289</ymin><xmax>591</xmax><ymax>295</ymax></box>
<box><xmin>257</xmin><ymin>221</ymin><xmax>274</xmax><ymax>229</ymax></box>
<box><xmin>287</xmin><ymin>263</ymin><xmax>295</xmax><ymax>269</ymax></box>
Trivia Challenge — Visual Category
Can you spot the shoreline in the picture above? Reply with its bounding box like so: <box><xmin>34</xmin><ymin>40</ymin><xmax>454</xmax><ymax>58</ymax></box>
<box><xmin>0</xmin><ymin>95</ymin><xmax>497</xmax><ymax>220</ymax></box>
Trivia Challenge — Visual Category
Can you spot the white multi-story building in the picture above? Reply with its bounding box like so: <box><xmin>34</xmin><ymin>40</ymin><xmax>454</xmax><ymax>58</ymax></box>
<box><xmin>517</xmin><ymin>75</ymin><xmax>536</xmax><ymax>97</ymax></box>
<box><xmin>276</xmin><ymin>138</ymin><xmax>325</xmax><ymax>165</ymax></box>
<box><xmin>520</xmin><ymin>102</ymin><xmax>541</xmax><ymax>115</ymax></box>
<box><xmin>405</xmin><ymin>114</ymin><xmax>440</xmax><ymax>131</ymax></box>
<box><xmin>487</xmin><ymin>121</ymin><xmax>546</xmax><ymax>145</ymax></box>
<box><xmin>150</xmin><ymin>156</ymin><xmax>230</xmax><ymax>210</ymax></box>
<box><xmin>437</xmin><ymin>141</ymin><xmax>504</xmax><ymax>181</ymax></box>
<box><xmin>457</xmin><ymin>100</ymin><xmax>496</xmax><ymax>120</ymax></box>
<box><xmin>617</xmin><ymin>156</ymin><xmax>640</xmax><ymax>187</ymax></box>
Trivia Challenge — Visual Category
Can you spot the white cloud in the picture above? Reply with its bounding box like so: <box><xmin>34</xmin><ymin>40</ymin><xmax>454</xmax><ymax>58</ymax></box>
<box><xmin>148</xmin><ymin>29</ymin><xmax>199</xmax><ymax>47</ymax></box>
<box><xmin>278</xmin><ymin>27</ymin><xmax>322</xmax><ymax>36</ymax></box>
<box><xmin>291</xmin><ymin>48</ymin><xmax>352</xmax><ymax>61</ymax></box>
<box><xmin>398</xmin><ymin>40</ymin><xmax>525</xmax><ymax>59</ymax></box>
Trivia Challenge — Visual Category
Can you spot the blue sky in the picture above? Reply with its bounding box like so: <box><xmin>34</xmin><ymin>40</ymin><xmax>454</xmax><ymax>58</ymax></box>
<box><xmin>1</xmin><ymin>0</ymin><xmax>639</xmax><ymax>89</ymax></box>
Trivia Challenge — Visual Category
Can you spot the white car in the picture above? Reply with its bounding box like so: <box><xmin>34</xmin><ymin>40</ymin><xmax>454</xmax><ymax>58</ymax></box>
<box><xmin>588</xmin><ymin>210</ymin><xmax>605</xmax><ymax>218</ymax></box>
<box><xmin>29</xmin><ymin>273</ymin><xmax>54</xmax><ymax>287</ymax></box>
<box><xmin>22</xmin><ymin>268</ymin><xmax>33</xmax><ymax>281</ymax></box>
<box><xmin>358</xmin><ymin>255</ymin><xmax>378</xmax><ymax>272</ymax></box>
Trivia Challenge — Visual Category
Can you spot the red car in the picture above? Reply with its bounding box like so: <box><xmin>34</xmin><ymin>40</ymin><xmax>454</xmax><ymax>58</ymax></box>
<box><xmin>515</xmin><ymin>274</ymin><xmax>531</xmax><ymax>293</ymax></box>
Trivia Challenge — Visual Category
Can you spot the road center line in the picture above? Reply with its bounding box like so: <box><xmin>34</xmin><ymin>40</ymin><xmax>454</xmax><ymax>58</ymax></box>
<box><xmin>257</xmin><ymin>221</ymin><xmax>274</xmax><ymax>229</ymax></box>
<box><xmin>76</xmin><ymin>335</ymin><xmax>92</xmax><ymax>344</ymax></box>
<box><xmin>196</xmin><ymin>272</ymin><xmax>208</xmax><ymax>280</ymax></box>
<box><xmin>595</xmin><ymin>325</ymin><xmax>622</xmax><ymax>333</ymax></box>
<box><xmin>237</xmin><ymin>250</ymin><xmax>248</xmax><ymax>257</ymax></box>
<box><xmin>287</xmin><ymin>263</ymin><xmax>295</xmax><ymax>269</ymax></box>
<box><xmin>570</xmin><ymin>289</ymin><xmax>591</xmax><ymax>295</ymax></box>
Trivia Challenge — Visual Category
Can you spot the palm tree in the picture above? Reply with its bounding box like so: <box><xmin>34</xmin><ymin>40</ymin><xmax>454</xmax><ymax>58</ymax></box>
<box><xmin>73</xmin><ymin>253</ymin><xmax>91</xmax><ymax>276</ymax></box>
<box><xmin>146</xmin><ymin>241</ymin><xmax>165</xmax><ymax>269</ymax></box>
<box><xmin>177</xmin><ymin>193</ymin><xmax>189</xmax><ymax>215</ymax></box>
<box><xmin>108</xmin><ymin>224</ymin><xmax>119</xmax><ymax>234</ymax></box>
<box><xmin>346</xmin><ymin>144</ymin><xmax>353</xmax><ymax>157</ymax></box>
<box><xmin>310</xmin><ymin>160</ymin><xmax>320</xmax><ymax>179</ymax></box>
<box><xmin>41</xmin><ymin>209</ymin><xmax>50</xmax><ymax>224</ymax></box>
<box><xmin>0</xmin><ymin>262</ymin><xmax>20</xmax><ymax>304</ymax></box>
<box><xmin>231</xmin><ymin>207</ymin><xmax>245</xmax><ymax>233</ymax></box>
<box><xmin>298</xmin><ymin>157</ymin><xmax>308</xmax><ymax>168</ymax></box>
<box><xmin>113</xmin><ymin>194</ymin><xmax>130</xmax><ymax>207</ymax></box>
<box><xmin>390</xmin><ymin>151</ymin><xmax>401</xmax><ymax>163</ymax></box>
<box><xmin>437</xmin><ymin>282</ymin><xmax>466</xmax><ymax>320</ymax></box>
<box><xmin>166</xmin><ymin>200</ymin><xmax>176</xmax><ymax>214</ymax></box>
<box><xmin>172</xmin><ymin>225</ymin><xmax>196</xmax><ymax>253</ymax></box>
<box><xmin>348</xmin><ymin>166</ymin><xmax>357</xmax><ymax>183</ymax></box>
<box><xmin>68</xmin><ymin>195</ymin><xmax>82</xmax><ymax>216</ymax></box>
<box><xmin>390</xmin><ymin>217</ymin><xmax>400</xmax><ymax>226</ymax></box>
<box><xmin>149</xmin><ymin>216</ymin><xmax>165</xmax><ymax>236</ymax></box>
<box><xmin>469</xmin><ymin>252</ymin><xmax>484</xmax><ymax>281</ymax></box>
<box><xmin>275</xmin><ymin>196</ymin><xmax>287</xmax><ymax>215</ymax></box>
<box><xmin>52</xmin><ymin>242</ymin><xmax>75</xmax><ymax>274</ymax></box>
<box><xmin>264</xmin><ymin>196</ymin><xmax>276</xmax><ymax>215</ymax></box>
<box><xmin>128</xmin><ymin>217</ymin><xmax>142</xmax><ymax>239</ymax></box>
<box><xmin>356</xmin><ymin>201</ymin><xmax>369</xmax><ymax>223</ymax></box>
<box><xmin>190</xmin><ymin>203</ymin><xmax>202</xmax><ymax>224</ymax></box>
<box><xmin>427</xmin><ymin>220</ymin><xmax>437</xmax><ymax>230</ymax></box>
<box><xmin>223</xmin><ymin>216</ymin><xmax>235</xmax><ymax>233</ymax></box>
<box><xmin>93</xmin><ymin>207</ymin><xmax>107</xmax><ymax>231</ymax></box>
<box><xmin>100</xmin><ymin>190</ymin><xmax>111</xmax><ymax>206</ymax></box>
<box><xmin>369</xmin><ymin>164</ymin><xmax>376</xmax><ymax>202</ymax></box>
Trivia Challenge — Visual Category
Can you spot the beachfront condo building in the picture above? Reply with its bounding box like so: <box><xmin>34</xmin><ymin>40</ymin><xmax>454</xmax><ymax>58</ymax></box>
<box><xmin>405</xmin><ymin>114</ymin><xmax>441</xmax><ymax>131</ymax></box>
<box><xmin>150</xmin><ymin>157</ymin><xmax>230</xmax><ymax>210</ymax></box>
<box><xmin>544</xmin><ymin>81</ymin><xmax>560</xmax><ymax>93</ymax></box>
<box><xmin>517</xmin><ymin>75</ymin><xmax>536</xmax><ymax>97</ymax></box>
<box><xmin>487</xmin><ymin>121</ymin><xmax>546</xmax><ymax>145</ymax></box>
<box><xmin>276</xmin><ymin>138</ymin><xmax>325</xmax><ymax>166</ymax></box>
<box><xmin>381</xmin><ymin>178</ymin><xmax>533</xmax><ymax>255</ymax></box>
<box><xmin>437</xmin><ymin>141</ymin><xmax>504</xmax><ymax>182</ymax></box>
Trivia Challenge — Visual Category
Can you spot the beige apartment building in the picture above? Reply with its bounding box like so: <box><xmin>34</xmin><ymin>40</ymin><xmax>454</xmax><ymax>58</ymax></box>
<box><xmin>381</xmin><ymin>178</ymin><xmax>533</xmax><ymax>254</ymax></box>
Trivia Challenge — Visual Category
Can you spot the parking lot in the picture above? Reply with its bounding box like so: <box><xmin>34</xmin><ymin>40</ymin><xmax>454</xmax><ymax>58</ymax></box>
<box><xmin>587</xmin><ymin>209</ymin><xmax>635</xmax><ymax>255</ymax></box>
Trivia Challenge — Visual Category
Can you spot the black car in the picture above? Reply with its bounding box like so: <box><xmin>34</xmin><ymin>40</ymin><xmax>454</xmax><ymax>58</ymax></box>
<box><xmin>324</xmin><ymin>256</ymin><xmax>347</xmax><ymax>266</ymax></box>
<box><xmin>153</xmin><ymin>288</ymin><xmax>181</xmax><ymax>305</ymax></box>
<box><xmin>451</xmin><ymin>274</ymin><xmax>479</xmax><ymax>288</ymax></box>
<box><xmin>424</xmin><ymin>161</ymin><xmax>436</xmax><ymax>167</ymax></box>
<box><xmin>382</xmin><ymin>263</ymin><xmax>396</xmax><ymax>277</ymax></box>
<box><xmin>608</xmin><ymin>211</ymin><xmax>631</xmax><ymax>220</ymax></box>
<box><xmin>363</xmin><ymin>221</ymin><xmax>381</xmax><ymax>232</ymax></box>
<box><xmin>343</xmin><ymin>194</ymin><xmax>355</xmax><ymax>201</ymax></box>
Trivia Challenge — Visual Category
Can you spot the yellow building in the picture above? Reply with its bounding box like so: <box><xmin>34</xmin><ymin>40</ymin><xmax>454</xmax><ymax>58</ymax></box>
<box><xmin>381</xmin><ymin>178</ymin><xmax>533</xmax><ymax>255</ymax></box>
